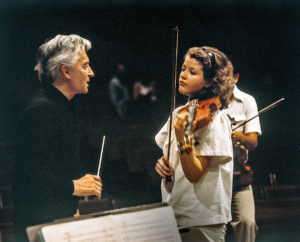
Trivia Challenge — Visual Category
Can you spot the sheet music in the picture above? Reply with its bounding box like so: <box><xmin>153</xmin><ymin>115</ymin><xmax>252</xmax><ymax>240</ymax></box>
<box><xmin>41</xmin><ymin>215</ymin><xmax>121</xmax><ymax>242</ymax></box>
<box><xmin>41</xmin><ymin>206</ymin><xmax>181</xmax><ymax>242</ymax></box>
<box><xmin>113</xmin><ymin>206</ymin><xmax>180</xmax><ymax>241</ymax></box>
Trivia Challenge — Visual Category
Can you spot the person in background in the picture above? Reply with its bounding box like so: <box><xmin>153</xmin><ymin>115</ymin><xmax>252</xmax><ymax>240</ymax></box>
<box><xmin>132</xmin><ymin>79</ymin><xmax>157</xmax><ymax>120</ymax></box>
<box><xmin>155</xmin><ymin>46</ymin><xmax>235</xmax><ymax>241</ymax></box>
<box><xmin>223</xmin><ymin>68</ymin><xmax>262</xmax><ymax>242</ymax></box>
<box><xmin>108</xmin><ymin>63</ymin><xmax>129</xmax><ymax>117</ymax></box>
<box><xmin>13</xmin><ymin>34</ymin><xmax>102</xmax><ymax>242</ymax></box>
<box><xmin>133</xmin><ymin>79</ymin><xmax>157</xmax><ymax>102</ymax></box>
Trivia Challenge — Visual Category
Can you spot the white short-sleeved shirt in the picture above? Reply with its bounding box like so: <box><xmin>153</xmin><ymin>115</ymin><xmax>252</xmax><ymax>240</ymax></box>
<box><xmin>223</xmin><ymin>86</ymin><xmax>262</xmax><ymax>169</ymax></box>
<box><xmin>223</xmin><ymin>85</ymin><xmax>262</xmax><ymax>135</ymax></box>
<box><xmin>155</xmin><ymin>104</ymin><xmax>233</xmax><ymax>227</ymax></box>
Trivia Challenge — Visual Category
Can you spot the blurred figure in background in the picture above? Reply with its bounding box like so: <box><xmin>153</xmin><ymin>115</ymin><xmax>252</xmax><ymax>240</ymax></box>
<box><xmin>132</xmin><ymin>79</ymin><xmax>157</xmax><ymax>120</ymax></box>
<box><xmin>133</xmin><ymin>79</ymin><xmax>157</xmax><ymax>102</ymax></box>
<box><xmin>108</xmin><ymin>63</ymin><xmax>129</xmax><ymax>118</ymax></box>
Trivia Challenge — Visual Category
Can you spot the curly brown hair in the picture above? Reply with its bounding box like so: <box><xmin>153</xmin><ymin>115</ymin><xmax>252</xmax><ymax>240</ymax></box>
<box><xmin>185</xmin><ymin>46</ymin><xmax>234</xmax><ymax>108</ymax></box>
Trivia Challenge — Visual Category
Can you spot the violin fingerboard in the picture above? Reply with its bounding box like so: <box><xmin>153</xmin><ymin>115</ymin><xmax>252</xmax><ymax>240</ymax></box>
<box><xmin>185</xmin><ymin>100</ymin><xmax>199</xmax><ymax>137</ymax></box>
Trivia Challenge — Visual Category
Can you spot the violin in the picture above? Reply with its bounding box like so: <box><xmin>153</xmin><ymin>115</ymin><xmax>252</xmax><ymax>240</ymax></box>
<box><xmin>233</xmin><ymin>143</ymin><xmax>254</xmax><ymax>187</ymax></box>
<box><xmin>178</xmin><ymin>96</ymin><xmax>222</xmax><ymax>143</ymax></box>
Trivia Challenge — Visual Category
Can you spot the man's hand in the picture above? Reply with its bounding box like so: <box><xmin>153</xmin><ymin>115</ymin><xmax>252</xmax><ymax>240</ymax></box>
<box><xmin>232</xmin><ymin>130</ymin><xmax>245</xmax><ymax>144</ymax></box>
<box><xmin>232</xmin><ymin>131</ymin><xmax>258</xmax><ymax>150</ymax></box>
<box><xmin>73</xmin><ymin>174</ymin><xmax>102</xmax><ymax>199</ymax></box>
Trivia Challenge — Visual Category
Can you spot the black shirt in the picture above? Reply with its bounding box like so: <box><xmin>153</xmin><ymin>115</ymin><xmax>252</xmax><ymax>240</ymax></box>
<box><xmin>13</xmin><ymin>83</ymin><xmax>83</xmax><ymax>228</ymax></box>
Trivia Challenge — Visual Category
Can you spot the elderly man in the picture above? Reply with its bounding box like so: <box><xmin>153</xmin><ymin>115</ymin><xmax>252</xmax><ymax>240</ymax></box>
<box><xmin>13</xmin><ymin>34</ymin><xmax>102</xmax><ymax>241</ymax></box>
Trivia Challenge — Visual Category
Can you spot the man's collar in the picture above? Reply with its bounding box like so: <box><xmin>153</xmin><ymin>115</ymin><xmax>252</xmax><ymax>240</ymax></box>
<box><xmin>43</xmin><ymin>82</ymin><xmax>72</xmax><ymax>104</ymax></box>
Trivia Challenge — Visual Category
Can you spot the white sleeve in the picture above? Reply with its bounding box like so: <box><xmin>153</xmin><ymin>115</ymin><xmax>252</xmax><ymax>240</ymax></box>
<box><xmin>244</xmin><ymin>95</ymin><xmax>262</xmax><ymax>135</ymax></box>
<box><xmin>155</xmin><ymin>118</ymin><xmax>169</xmax><ymax>150</ymax></box>
<box><xmin>192</xmin><ymin>111</ymin><xmax>233</xmax><ymax>164</ymax></box>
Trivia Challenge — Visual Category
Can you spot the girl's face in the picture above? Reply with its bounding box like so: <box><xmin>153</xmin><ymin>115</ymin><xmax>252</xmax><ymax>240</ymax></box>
<box><xmin>179</xmin><ymin>56</ymin><xmax>210</xmax><ymax>98</ymax></box>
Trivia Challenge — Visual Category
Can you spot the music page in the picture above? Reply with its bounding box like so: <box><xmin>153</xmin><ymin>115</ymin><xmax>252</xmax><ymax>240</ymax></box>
<box><xmin>41</xmin><ymin>206</ymin><xmax>181</xmax><ymax>242</ymax></box>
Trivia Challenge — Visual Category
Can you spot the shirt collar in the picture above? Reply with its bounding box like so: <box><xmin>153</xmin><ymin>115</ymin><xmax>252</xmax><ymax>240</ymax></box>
<box><xmin>43</xmin><ymin>83</ymin><xmax>72</xmax><ymax>105</ymax></box>
<box><xmin>232</xmin><ymin>85</ymin><xmax>244</xmax><ymax>102</ymax></box>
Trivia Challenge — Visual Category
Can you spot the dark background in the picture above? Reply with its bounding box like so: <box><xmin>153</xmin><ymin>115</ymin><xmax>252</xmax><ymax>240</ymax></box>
<box><xmin>0</xmin><ymin>0</ymin><xmax>299</xmax><ymax>206</ymax></box>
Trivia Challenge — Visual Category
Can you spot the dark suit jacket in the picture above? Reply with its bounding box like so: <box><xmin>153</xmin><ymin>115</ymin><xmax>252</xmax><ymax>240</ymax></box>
<box><xmin>13</xmin><ymin>83</ymin><xmax>84</xmax><ymax>238</ymax></box>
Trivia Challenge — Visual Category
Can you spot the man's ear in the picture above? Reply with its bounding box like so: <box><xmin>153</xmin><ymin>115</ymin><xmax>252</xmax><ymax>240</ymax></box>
<box><xmin>61</xmin><ymin>65</ymin><xmax>71</xmax><ymax>79</ymax></box>
<box><xmin>234</xmin><ymin>73</ymin><xmax>240</xmax><ymax>84</ymax></box>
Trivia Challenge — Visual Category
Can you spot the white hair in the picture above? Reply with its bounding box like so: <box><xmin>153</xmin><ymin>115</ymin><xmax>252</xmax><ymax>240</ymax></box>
<box><xmin>34</xmin><ymin>34</ymin><xmax>91</xmax><ymax>83</ymax></box>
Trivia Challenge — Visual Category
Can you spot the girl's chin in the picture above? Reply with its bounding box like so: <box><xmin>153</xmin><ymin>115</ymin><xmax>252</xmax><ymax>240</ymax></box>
<box><xmin>178</xmin><ymin>88</ymin><xmax>190</xmax><ymax>97</ymax></box>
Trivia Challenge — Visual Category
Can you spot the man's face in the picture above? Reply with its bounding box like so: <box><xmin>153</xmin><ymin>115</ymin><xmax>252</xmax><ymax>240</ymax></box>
<box><xmin>68</xmin><ymin>48</ymin><xmax>94</xmax><ymax>96</ymax></box>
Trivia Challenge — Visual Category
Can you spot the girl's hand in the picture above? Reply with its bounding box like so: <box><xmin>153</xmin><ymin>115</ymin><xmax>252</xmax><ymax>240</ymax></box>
<box><xmin>174</xmin><ymin>112</ymin><xmax>189</xmax><ymax>142</ymax></box>
<box><xmin>155</xmin><ymin>156</ymin><xmax>172</xmax><ymax>179</ymax></box>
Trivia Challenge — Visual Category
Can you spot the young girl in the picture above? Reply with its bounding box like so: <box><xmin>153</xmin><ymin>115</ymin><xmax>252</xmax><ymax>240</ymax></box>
<box><xmin>155</xmin><ymin>46</ymin><xmax>235</xmax><ymax>241</ymax></box>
